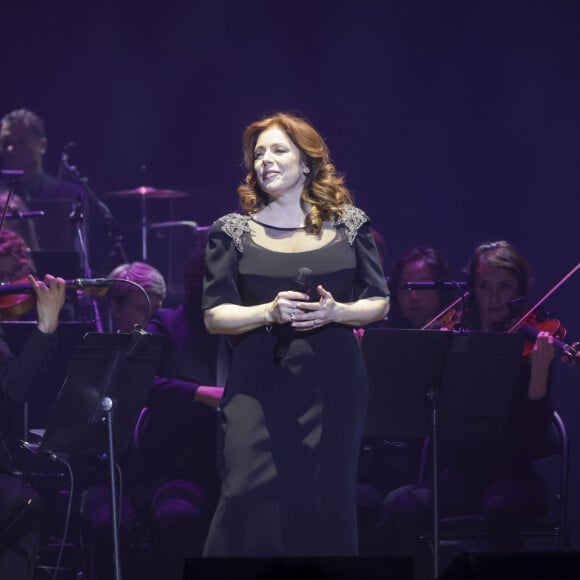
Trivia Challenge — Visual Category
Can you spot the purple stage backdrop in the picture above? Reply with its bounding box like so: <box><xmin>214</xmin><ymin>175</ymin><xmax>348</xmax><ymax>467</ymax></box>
<box><xmin>2</xmin><ymin>0</ymin><xmax>580</xmax><ymax>548</ymax></box>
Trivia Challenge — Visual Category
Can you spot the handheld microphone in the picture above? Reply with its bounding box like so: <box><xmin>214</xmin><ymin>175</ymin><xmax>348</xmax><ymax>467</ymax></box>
<box><xmin>290</xmin><ymin>267</ymin><xmax>312</xmax><ymax>294</ymax></box>
<box><xmin>274</xmin><ymin>267</ymin><xmax>312</xmax><ymax>363</ymax></box>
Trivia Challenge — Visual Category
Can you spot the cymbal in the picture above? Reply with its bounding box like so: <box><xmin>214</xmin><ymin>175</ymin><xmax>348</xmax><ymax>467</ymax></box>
<box><xmin>105</xmin><ymin>186</ymin><xmax>189</xmax><ymax>199</ymax></box>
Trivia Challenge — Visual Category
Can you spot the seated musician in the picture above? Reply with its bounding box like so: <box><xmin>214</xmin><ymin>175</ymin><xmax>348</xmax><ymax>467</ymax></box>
<box><xmin>0</xmin><ymin>229</ymin><xmax>31</xmax><ymax>286</ymax></box>
<box><xmin>0</xmin><ymin>271</ymin><xmax>66</xmax><ymax>580</ymax></box>
<box><xmin>81</xmin><ymin>257</ymin><xmax>222</xmax><ymax>580</ymax></box>
<box><xmin>0</xmin><ymin>108</ymin><xmax>86</xmax><ymax>254</ymax></box>
<box><xmin>0</xmin><ymin>229</ymin><xmax>75</xmax><ymax>321</ymax></box>
<box><xmin>0</xmin><ymin>191</ymin><xmax>40</xmax><ymax>252</ymax></box>
<box><xmin>379</xmin><ymin>241</ymin><xmax>554</xmax><ymax>579</ymax></box>
<box><xmin>357</xmin><ymin>246</ymin><xmax>454</xmax><ymax>554</ymax></box>
<box><xmin>79</xmin><ymin>261</ymin><xmax>166</xmax><ymax>580</ymax></box>
<box><xmin>384</xmin><ymin>246</ymin><xmax>454</xmax><ymax>329</ymax></box>
<box><xmin>105</xmin><ymin>261</ymin><xmax>166</xmax><ymax>333</ymax></box>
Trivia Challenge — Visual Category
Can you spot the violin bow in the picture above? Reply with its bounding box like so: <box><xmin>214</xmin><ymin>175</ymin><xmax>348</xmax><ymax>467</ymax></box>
<box><xmin>0</xmin><ymin>177</ymin><xmax>17</xmax><ymax>234</ymax></box>
<box><xmin>507</xmin><ymin>262</ymin><xmax>580</xmax><ymax>333</ymax></box>
<box><xmin>421</xmin><ymin>291</ymin><xmax>470</xmax><ymax>331</ymax></box>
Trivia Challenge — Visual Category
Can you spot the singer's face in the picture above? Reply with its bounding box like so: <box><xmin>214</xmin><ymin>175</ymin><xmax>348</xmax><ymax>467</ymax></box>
<box><xmin>110</xmin><ymin>289</ymin><xmax>162</xmax><ymax>333</ymax></box>
<box><xmin>397</xmin><ymin>260</ymin><xmax>441</xmax><ymax>328</ymax></box>
<box><xmin>253</xmin><ymin>127</ymin><xmax>308</xmax><ymax>199</ymax></box>
<box><xmin>0</xmin><ymin>123</ymin><xmax>46</xmax><ymax>173</ymax></box>
<box><xmin>474</xmin><ymin>264</ymin><xmax>519</xmax><ymax>331</ymax></box>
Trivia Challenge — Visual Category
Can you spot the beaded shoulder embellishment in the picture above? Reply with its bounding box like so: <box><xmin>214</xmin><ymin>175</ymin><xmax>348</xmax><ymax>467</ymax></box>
<box><xmin>334</xmin><ymin>205</ymin><xmax>369</xmax><ymax>245</ymax></box>
<box><xmin>217</xmin><ymin>213</ymin><xmax>251</xmax><ymax>253</ymax></box>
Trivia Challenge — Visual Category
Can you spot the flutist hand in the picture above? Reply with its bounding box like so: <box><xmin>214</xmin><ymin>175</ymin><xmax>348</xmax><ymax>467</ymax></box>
<box><xmin>30</xmin><ymin>274</ymin><xmax>66</xmax><ymax>334</ymax></box>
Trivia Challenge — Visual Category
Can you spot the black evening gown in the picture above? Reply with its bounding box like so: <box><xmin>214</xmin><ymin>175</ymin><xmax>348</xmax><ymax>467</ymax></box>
<box><xmin>202</xmin><ymin>208</ymin><xmax>388</xmax><ymax>557</ymax></box>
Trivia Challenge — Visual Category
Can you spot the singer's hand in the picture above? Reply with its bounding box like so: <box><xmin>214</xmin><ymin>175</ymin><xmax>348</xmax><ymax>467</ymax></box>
<box><xmin>31</xmin><ymin>274</ymin><xmax>66</xmax><ymax>334</ymax></box>
<box><xmin>292</xmin><ymin>284</ymin><xmax>336</xmax><ymax>331</ymax></box>
<box><xmin>266</xmin><ymin>290</ymin><xmax>310</xmax><ymax>324</ymax></box>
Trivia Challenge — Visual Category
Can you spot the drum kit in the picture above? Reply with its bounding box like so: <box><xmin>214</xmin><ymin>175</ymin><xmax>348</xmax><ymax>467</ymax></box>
<box><xmin>104</xmin><ymin>185</ymin><xmax>204</xmax><ymax>261</ymax></box>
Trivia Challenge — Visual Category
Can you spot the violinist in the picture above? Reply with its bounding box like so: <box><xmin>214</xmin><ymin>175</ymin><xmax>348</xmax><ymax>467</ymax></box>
<box><xmin>385</xmin><ymin>246</ymin><xmax>454</xmax><ymax>329</ymax></box>
<box><xmin>379</xmin><ymin>241</ymin><xmax>555</xmax><ymax>579</ymax></box>
<box><xmin>0</xmin><ymin>230</ymin><xmax>74</xmax><ymax>321</ymax></box>
<box><xmin>0</xmin><ymin>230</ymin><xmax>37</xmax><ymax>321</ymax></box>
<box><xmin>0</xmin><ymin>190</ymin><xmax>40</xmax><ymax>252</ymax></box>
<box><xmin>0</xmin><ymin>230</ymin><xmax>30</xmax><ymax>284</ymax></box>
<box><xmin>0</xmin><ymin>271</ymin><xmax>66</xmax><ymax>580</ymax></box>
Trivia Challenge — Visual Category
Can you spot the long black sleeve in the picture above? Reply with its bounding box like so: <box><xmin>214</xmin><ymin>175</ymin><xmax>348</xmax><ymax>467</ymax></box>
<box><xmin>0</xmin><ymin>328</ymin><xmax>57</xmax><ymax>405</ymax></box>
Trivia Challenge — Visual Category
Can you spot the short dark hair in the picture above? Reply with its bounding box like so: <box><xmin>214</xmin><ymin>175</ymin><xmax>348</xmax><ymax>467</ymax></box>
<box><xmin>1</xmin><ymin>109</ymin><xmax>46</xmax><ymax>140</ymax></box>
<box><xmin>387</xmin><ymin>246</ymin><xmax>452</xmax><ymax>328</ymax></box>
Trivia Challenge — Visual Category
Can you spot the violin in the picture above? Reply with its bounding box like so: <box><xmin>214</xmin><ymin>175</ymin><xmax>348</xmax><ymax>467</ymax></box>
<box><xmin>0</xmin><ymin>276</ymin><xmax>36</xmax><ymax>320</ymax></box>
<box><xmin>422</xmin><ymin>307</ymin><xmax>462</xmax><ymax>331</ymax></box>
<box><xmin>421</xmin><ymin>272</ymin><xmax>580</xmax><ymax>366</ymax></box>
<box><xmin>421</xmin><ymin>292</ymin><xmax>469</xmax><ymax>331</ymax></box>
<box><xmin>507</xmin><ymin>301</ymin><xmax>579</xmax><ymax>366</ymax></box>
<box><xmin>504</xmin><ymin>260</ymin><xmax>580</xmax><ymax>366</ymax></box>
<box><xmin>0</xmin><ymin>181</ymin><xmax>36</xmax><ymax>320</ymax></box>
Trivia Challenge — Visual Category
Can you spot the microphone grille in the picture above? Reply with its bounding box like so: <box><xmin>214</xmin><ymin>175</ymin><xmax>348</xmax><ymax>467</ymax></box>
<box><xmin>293</xmin><ymin>267</ymin><xmax>312</xmax><ymax>292</ymax></box>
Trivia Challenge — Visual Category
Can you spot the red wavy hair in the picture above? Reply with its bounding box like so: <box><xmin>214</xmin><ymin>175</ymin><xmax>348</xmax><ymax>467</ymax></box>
<box><xmin>238</xmin><ymin>112</ymin><xmax>353</xmax><ymax>235</ymax></box>
<box><xmin>0</xmin><ymin>229</ymin><xmax>31</xmax><ymax>281</ymax></box>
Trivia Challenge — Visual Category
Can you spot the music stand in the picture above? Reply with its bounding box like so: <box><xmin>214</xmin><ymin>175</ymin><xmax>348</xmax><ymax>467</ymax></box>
<box><xmin>37</xmin><ymin>330</ymin><xmax>165</xmax><ymax>580</ymax></box>
<box><xmin>361</xmin><ymin>328</ymin><xmax>525</xmax><ymax>579</ymax></box>
<box><xmin>2</xmin><ymin>320</ymin><xmax>96</xmax><ymax>479</ymax></box>
<box><xmin>437</xmin><ymin>331</ymin><xmax>524</xmax><ymax>439</ymax></box>
<box><xmin>363</xmin><ymin>329</ymin><xmax>454</xmax><ymax>440</ymax></box>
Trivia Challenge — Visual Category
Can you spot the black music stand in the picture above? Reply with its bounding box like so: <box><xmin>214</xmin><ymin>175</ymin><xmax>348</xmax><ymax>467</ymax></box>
<box><xmin>2</xmin><ymin>321</ymin><xmax>96</xmax><ymax>475</ymax></box>
<box><xmin>37</xmin><ymin>330</ymin><xmax>165</xmax><ymax>580</ymax></box>
<box><xmin>361</xmin><ymin>328</ymin><xmax>525</xmax><ymax>579</ymax></box>
<box><xmin>363</xmin><ymin>329</ymin><xmax>453</xmax><ymax>440</ymax></box>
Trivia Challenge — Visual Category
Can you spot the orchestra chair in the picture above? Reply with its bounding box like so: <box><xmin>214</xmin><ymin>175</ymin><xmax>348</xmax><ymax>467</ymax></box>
<box><xmin>420</xmin><ymin>410</ymin><xmax>571</xmax><ymax>561</ymax></box>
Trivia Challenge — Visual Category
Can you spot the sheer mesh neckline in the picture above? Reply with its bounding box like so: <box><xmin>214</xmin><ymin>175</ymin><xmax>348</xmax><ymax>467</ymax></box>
<box><xmin>249</xmin><ymin>215</ymin><xmax>306</xmax><ymax>231</ymax></box>
<box><xmin>246</xmin><ymin>225</ymin><xmax>340</xmax><ymax>255</ymax></box>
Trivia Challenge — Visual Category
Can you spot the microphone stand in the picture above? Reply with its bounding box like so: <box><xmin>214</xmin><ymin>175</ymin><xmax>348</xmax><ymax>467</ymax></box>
<box><xmin>59</xmin><ymin>147</ymin><xmax>127</xmax><ymax>330</ymax></box>
<box><xmin>69</xmin><ymin>198</ymin><xmax>103</xmax><ymax>332</ymax></box>
<box><xmin>59</xmin><ymin>147</ymin><xmax>129</xmax><ymax>272</ymax></box>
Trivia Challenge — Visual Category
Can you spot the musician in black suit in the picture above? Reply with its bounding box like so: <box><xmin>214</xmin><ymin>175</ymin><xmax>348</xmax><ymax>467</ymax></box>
<box><xmin>0</xmin><ymin>108</ymin><xmax>86</xmax><ymax>253</ymax></box>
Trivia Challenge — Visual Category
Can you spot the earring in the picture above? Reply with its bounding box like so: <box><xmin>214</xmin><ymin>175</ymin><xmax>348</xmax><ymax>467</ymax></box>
<box><xmin>304</xmin><ymin>167</ymin><xmax>310</xmax><ymax>174</ymax></box>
